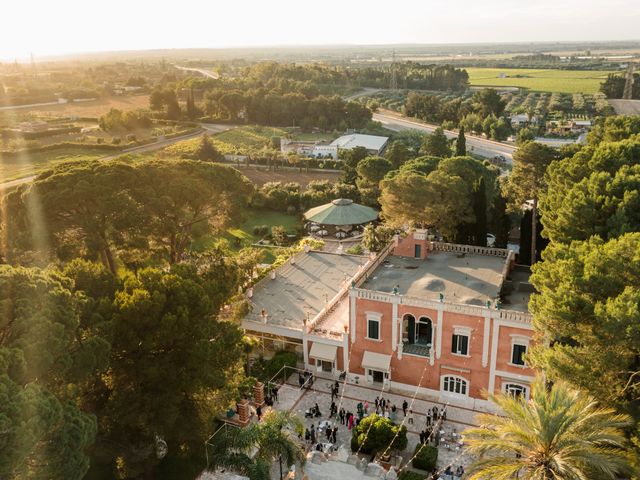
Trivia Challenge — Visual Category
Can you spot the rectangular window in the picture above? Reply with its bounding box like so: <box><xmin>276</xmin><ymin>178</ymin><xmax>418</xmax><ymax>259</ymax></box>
<box><xmin>451</xmin><ymin>334</ymin><xmax>469</xmax><ymax>355</ymax></box>
<box><xmin>367</xmin><ymin>319</ymin><xmax>380</xmax><ymax>340</ymax></box>
<box><xmin>512</xmin><ymin>344</ymin><xmax>527</xmax><ymax>365</ymax></box>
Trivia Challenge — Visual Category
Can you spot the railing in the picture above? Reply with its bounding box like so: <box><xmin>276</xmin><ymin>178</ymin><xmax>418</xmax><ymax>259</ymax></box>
<box><xmin>308</xmin><ymin>242</ymin><xmax>396</xmax><ymax>333</ymax></box>
<box><xmin>354</xmin><ymin>288</ymin><xmax>533</xmax><ymax>323</ymax></box>
<box><xmin>430</xmin><ymin>241</ymin><xmax>509</xmax><ymax>258</ymax></box>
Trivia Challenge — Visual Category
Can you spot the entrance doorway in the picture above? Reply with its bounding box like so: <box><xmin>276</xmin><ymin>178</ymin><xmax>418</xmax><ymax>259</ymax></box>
<box><xmin>369</xmin><ymin>369</ymin><xmax>384</xmax><ymax>383</ymax></box>
<box><xmin>321</xmin><ymin>360</ymin><xmax>333</xmax><ymax>373</ymax></box>
<box><xmin>414</xmin><ymin>244</ymin><xmax>422</xmax><ymax>258</ymax></box>
<box><xmin>416</xmin><ymin>318</ymin><xmax>433</xmax><ymax>345</ymax></box>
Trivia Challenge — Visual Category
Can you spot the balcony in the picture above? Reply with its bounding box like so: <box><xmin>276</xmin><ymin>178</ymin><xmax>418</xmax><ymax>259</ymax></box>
<box><xmin>401</xmin><ymin>342</ymin><xmax>431</xmax><ymax>357</ymax></box>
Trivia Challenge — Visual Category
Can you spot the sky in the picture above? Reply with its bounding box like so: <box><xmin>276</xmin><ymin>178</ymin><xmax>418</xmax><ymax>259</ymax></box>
<box><xmin>2</xmin><ymin>0</ymin><xmax>639</xmax><ymax>60</ymax></box>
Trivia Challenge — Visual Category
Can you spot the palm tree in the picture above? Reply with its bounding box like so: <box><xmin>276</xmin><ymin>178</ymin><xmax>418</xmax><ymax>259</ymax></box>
<box><xmin>207</xmin><ymin>410</ymin><xmax>306</xmax><ymax>480</ymax></box>
<box><xmin>462</xmin><ymin>378</ymin><xmax>633</xmax><ymax>480</ymax></box>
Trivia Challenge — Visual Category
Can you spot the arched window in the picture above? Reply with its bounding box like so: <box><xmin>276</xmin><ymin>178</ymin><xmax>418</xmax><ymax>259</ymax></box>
<box><xmin>442</xmin><ymin>375</ymin><xmax>468</xmax><ymax>396</ymax></box>
<box><xmin>416</xmin><ymin>316</ymin><xmax>433</xmax><ymax>346</ymax></box>
<box><xmin>504</xmin><ymin>383</ymin><xmax>528</xmax><ymax>399</ymax></box>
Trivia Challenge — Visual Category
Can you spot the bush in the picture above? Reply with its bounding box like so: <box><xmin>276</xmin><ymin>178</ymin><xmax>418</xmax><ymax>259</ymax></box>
<box><xmin>350</xmin><ymin>414</ymin><xmax>408</xmax><ymax>454</ymax></box>
<box><xmin>346</xmin><ymin>244</ymin><xmax>364</xmax><ymax>255</ymax></box>
<box><xmin>411</xmin><ymin>444</ymin><xmax>438</xmax><ymax>471</ymax></box>
<box><xmin>399</xmin><ymin>472</ymin><xmax>426</xmax><ymax>480</ymax></box>
<box><xmin>250</xmin><ymin>351</ymin><xmax>298</xmax><ymax>383</ymax></box>
<box><xmin>253</xmin><ymin>225</ymin><xmax>269</xmax><ymax>236</ymax></box>
<box><xmin>271</xmin><ymin>225</ymin><xmax>287</xmax><ymax>246</ymax></box>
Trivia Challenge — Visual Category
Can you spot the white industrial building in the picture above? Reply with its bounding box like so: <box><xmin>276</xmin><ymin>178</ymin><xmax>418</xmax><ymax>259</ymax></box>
<box><xmin>330</xmin><ymin>133</ymin><xmax>389</xmax><ymax>156</ymax></box>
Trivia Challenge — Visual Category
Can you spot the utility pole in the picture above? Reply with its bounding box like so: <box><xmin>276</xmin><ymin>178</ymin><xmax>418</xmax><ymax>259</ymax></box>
<box><xmin>390</xmin><ymin>50</ymin><xmax>398</xmax><ymax>90</ymax></box>
<box><xmin>622</xmin><ymin>63</ymin><xmax>635</xmax><ymax>100</ymax></box>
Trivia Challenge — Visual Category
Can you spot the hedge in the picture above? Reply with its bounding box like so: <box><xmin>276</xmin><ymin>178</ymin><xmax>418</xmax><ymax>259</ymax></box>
<box><xmin>412</xmin><ymin>444</ymin><xmax>438</xmax><ymax>471</ymax></box>
<box><xmin>399</xmin><ymin>472</ymin><xmax>427</xmax><ymax>480</ymax></box>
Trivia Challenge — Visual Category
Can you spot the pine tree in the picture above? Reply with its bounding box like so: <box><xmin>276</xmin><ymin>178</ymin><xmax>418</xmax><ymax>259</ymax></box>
<box><xmin>455</xmin><ymin>125</ymin><xmax>466</xmax><ymax>156</ymax></box>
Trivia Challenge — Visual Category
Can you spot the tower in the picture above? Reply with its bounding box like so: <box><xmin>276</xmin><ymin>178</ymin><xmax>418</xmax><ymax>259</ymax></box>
<box><xmin>622</xmin><ymin>63</ymin><xmax>635</xmax><ymax>100</ymax></box>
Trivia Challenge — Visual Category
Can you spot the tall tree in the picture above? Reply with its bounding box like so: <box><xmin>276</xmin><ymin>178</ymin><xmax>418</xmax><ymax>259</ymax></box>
<box><xmin>472</xmin><ymin>88</ymin><xmax>506</xmax><ymax>117</ymax></box>
<box><xmin>463</xmin><ymin>379</ymin><xmax>633</xmax><ymax>480</ymax></box>
<box><xmin>529</xmin><ymin>233</ymin><xmax>640</xmax><ymax>425</ymax></box>
<box><xmin>355</xmin><ymin>156</ymin><xmax>393</xmax><ymax>206</ymax></box>
<box><xmin>0</xmin><ymin>265</ymin><xmax>101</xmax><ymax>480</ymax></box>
<box><xmin>105</xmin><ymin>262</ymin><xmax>247</xmax><ymax>477</ymax></box>
<box><xmin>380</xmin><ymin>169</ymin><xmax>473</xmax><ymax>238</ymax></box>
<box><xmin>340</xmin><ymin>146</ymin><xmax>369</xmax><ymax>184</ymax></box>
<box><xmin>502</xmin><ymin>142</ymin><xmax>557</xmax><ymax>265</ymax></box>
<box><xmin>420</xmin><ymin>127</ymin><xmax>451</xmax><ymax>158</ymax></box>
<box><xmin>385</xmin><ymin>140</ymin><xmax>411</xmax><ymax>169</ymax></box>
<box><xmin>455</xmin><ymin>125</ymin><xmax>466</xmax><ymax>156</ymax></box>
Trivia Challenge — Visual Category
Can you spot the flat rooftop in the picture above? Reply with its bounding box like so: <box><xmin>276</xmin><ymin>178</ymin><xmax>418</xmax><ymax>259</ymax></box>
<box><xmin>361</xmin><ymin>252</ymin><xmax>505</xmax><ymax>306</ymax></box>
<box><xmin>330</xmin><ymin>133</ymin><xmax>388</xmax><ymax>151</ymax></box>
<box><xmin>244</xmin><ymin>251</ymin><xmax>369</xmax><ymax>331</ymax></box>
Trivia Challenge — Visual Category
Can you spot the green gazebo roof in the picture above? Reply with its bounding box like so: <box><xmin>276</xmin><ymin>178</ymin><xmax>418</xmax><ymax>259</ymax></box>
<box><xmin>303</xmin><ymin>198</ymin><xmax>378</xmax><ymax>226</ymax></box>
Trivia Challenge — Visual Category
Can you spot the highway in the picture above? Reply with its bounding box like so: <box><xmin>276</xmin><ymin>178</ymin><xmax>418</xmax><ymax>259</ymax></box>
<box><xmin>174</xmin><ymin>65</ymin><xmax>219</xmax><ymax>79</ymax></box>
<box><xmin>373</xmin><ymin>111</ymin><xmax>516</xmax><ymax>163</ymax></box>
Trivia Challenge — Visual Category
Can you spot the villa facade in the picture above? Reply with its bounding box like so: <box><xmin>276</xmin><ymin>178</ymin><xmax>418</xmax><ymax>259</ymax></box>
<box><xmin>241</xmin><ymin>231</ymin><xmax>535</xmax><ymax>412</ymax></box>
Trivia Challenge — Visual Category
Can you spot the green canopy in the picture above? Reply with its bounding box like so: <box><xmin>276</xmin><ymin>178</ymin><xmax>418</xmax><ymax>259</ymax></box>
<box><xmin>304</xmin><ymin>198</ymin><xmax>378</xmax><ymax>226</ymax></box>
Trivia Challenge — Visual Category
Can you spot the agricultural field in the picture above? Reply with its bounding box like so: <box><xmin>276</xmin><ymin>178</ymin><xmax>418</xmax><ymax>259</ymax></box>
<box><xmin>0</xmin><ymin>147</ymin><xmax>109</xmax><ymax>182</ymax></box>
<box><xmin>465</xmin><ymin>67</ymin><xmax>616</xmax><ymax>94</ymax></box>
<box><xmin>164</xmin><ymin>125</ymin><xmax>339</xmax><ymax>157</ymax></box>
<box><xmin>0</xmin><ymin>95</ymin><xmax>150</xmax><ymax>120</ymax></box>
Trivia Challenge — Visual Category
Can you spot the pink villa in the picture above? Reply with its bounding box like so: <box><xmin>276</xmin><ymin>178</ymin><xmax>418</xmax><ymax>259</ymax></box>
<box><xmin>241</xmin><ymin>230</ymin><xmax>535</xmax><ymax>411</ymax></box>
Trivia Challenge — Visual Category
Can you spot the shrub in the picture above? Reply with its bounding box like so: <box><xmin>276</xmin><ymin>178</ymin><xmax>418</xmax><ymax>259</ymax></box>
<box><xmin>411</xmin><ymin>444</ymin><xmax>438</xmax><ymax>471</ymax></box>
<box><xmin>399</xmin><ymin>472</ymin><xmax>426</xmax><ymax>480</ymax></box>
<box><xmin>350</xmin><ymin>414</ymin><xmax>408</xmax><ymax>454</ymax></box>
<box><xmin>346</xmin><ymin>244</ymin><xmax>364</xmax><ymax>255</ymax></box>
<box><xmin>250</xmin><ymin>351</ymin><xmax>298</xmax><ymax>383</ymax></box>
<box><xmin>271</xmin><ymin>225</ymin><xmax>287</xmax><ymax>246</ymax></box>
<box><xmin>112</xmin><ymin>137</ymin><xmax>121</xmax><ymax>145</ymax></box>
<box><xmin>253</xmin><ymin>225</ymin><xmax>269</xmax><ymax>236</ymax></box>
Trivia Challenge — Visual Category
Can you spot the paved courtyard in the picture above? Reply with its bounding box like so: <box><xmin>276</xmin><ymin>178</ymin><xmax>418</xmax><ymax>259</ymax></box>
<box><xmin>263</xmin><ymin>372</ymin><xmax>475</xmax><ymax>479</ymax></box>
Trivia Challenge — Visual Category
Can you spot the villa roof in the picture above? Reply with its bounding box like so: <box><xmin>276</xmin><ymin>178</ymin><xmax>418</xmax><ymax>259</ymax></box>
<box><xmin>303</xmin><ymin>198</ymin><xmax>378</xmax><ymax>226</ymax></box>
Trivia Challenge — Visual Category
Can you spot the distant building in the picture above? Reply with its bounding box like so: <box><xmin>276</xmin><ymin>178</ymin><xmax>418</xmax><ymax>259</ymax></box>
<box><xmin>330</xmin><ymin>133</ymin><xmax>389</xmax><ymax>156</ymax></box>
<box><xmin>280</xmin><ymin>138</ymin><xmax>338</xmax><ymax>159</ymax></box>
<box><xmin>510</xmin><ymin>114</ymin><xmax>537</xmax><ymax>129</ymax></box>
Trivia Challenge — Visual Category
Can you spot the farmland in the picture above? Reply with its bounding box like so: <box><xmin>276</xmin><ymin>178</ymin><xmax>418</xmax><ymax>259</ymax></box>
<box><xmin>0</xmin><ymin>147</ymin><xmax>109</xmax><ymax>182</ymax></box>
<box><xmin>0</xmin><ymin>95</ymin><xmax>150</xmax><ymax>120</ymax></box>
<box><xmin>465</xmin><ymin>67</ymin><xmax>616</xmax><ymax>94</ymax></box>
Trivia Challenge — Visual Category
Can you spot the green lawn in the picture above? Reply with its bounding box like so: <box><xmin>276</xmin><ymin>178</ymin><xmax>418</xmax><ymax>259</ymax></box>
<box><xmin>191</xmin><ymin>210</ymin><xmax>301</xmax><ymax>262</ymax></box>
<box><xmin>465</xmin><ymin>67</ymin><xmax>615</xmax><ymax>94</ymax></box>
<box><xmin>0</xmin><ymin>148</ymin><xmax>109</xmax><ymax>182</ymax></box>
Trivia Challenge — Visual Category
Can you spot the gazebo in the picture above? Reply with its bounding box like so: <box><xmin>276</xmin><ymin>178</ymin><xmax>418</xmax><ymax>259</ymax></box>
<box><xmin>303</xmin><ymin>198</ymin><xmax>378</xmax><ymax>238</ymax></box>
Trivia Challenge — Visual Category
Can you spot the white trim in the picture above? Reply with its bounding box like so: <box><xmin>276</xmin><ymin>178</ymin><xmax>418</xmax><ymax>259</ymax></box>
<box><xmin>451</xmin><ymin>331</ymin><xmax>470</xmax><ymax>356</ymax></box>
<box><xmin>509</xmin><ymin>334</ymin><xmax>531</xmax><ymax>345</ymax></box>
<box><xmin>502</xmin><ymin>382</ymin><xmax>530</xmax><ymax>400</ymax></box>
<box><xmin>440</xmin><ymin>374</ymin><xmax>470</xmax><ymax>397</ymax></box>
<box><xmin>482</xmin><ymin>316</ymin><xmax>490</xmax><ymax>368</ymax></box>
<box><xmin>365</xmin><ymin>311</ymin><xmax>383</xmax><ymax>320</ymax></box>
<box><xmin>488</xmin><ymin>319</ymin><xmax>500</xmax><ymax>394</ymax></box>
<box><xmin>436</xmin><ymin>306</ymin><xmax>443</xmax><ymax>359</ymax></box>
<box><xmin>342</xmin><ymin>333</ymin><xmax>349</xmax><ymax>373</ymax></box>
<box><xmin>495</xmin><ymin>370</ymin><xmax>535</xmax><ymax>383</ymax></box>
<box><xmin>391</xmin><ymin>298</ymin><xmax>399</xmax><ymax>352</ymax></box>
<box><xmin>366</xmin><ymin>315</ymin><xmax>381</xmax><ymax>341</ymax></box>
<box><xmin>303</xmin><ymin>336</ymin><xmax>309</xmax><ymax>369</ymax></box>
<box><xmin>349</xmin><ymin>290</ymin><xmax>356</xmax><ymax>343</ymax></box>
<box><xmin>453</xmin><ymin>326</ymin><xmax>472</xmax><ymax>335</ymax></box>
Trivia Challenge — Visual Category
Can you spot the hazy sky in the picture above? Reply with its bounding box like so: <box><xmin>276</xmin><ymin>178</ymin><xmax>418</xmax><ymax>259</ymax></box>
<box><xmin>2</xmin><ymin>0</ymin><xmax>639</xmax><ymax>60</ymax></box>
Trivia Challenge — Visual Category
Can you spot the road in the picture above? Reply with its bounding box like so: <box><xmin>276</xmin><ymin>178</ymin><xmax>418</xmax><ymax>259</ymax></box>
<box><xmin>174</xmin><ymin>65</ymin><xmax>219</xmax><ymax>79</ymax></box>
<box><xmin>0</xmin><ymin>123</ymin><xmax>233</xmax><ymax>191</ymax></box>
<box><xmin>373</xmin><ymin>110</ymin><xmax>516</xmax><ymax>163</ymax></box>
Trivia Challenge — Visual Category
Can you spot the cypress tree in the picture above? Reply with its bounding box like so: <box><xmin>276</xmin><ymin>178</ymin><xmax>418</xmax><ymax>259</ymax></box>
<box><xmin>471</xmin><ymin>176</ymin><xmax>487</xmax><ymax>246</ymax></box>
<box><xmin>456</xmin><ymin>126</ymin><xmax>466</xmax><ymax>156</ymax></box>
